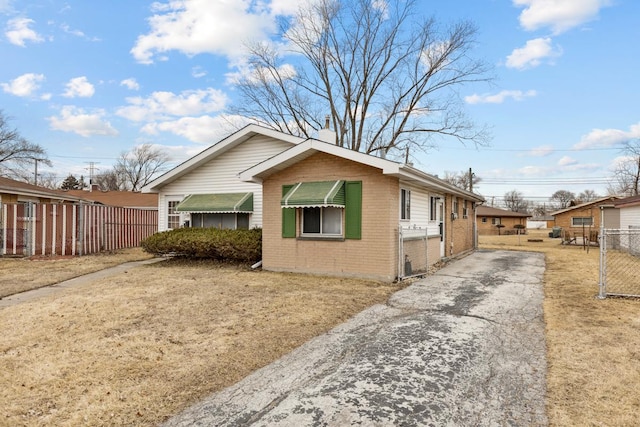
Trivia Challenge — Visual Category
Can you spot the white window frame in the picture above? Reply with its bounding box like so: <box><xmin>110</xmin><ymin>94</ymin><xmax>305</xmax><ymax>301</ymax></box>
<box><xmin>301</xmin><ymin>206</ymin><xmax>344</xmax><ymax>237</ymax></box>
<box><xmin>400</xmin><ymin>188</ymin><xmax>411</xmax><ymax>220</ymax></box>
<box><xmin>492</xmin><ymin>217</ymin><xmax>501</xmax><ymax>225</ymax></box>
<box><xmin>166</xmin><ymin>196</ymin><xmax>184</xmax><ymax>230</ymax></box>
<box><xmin>462</xmin><ymin>200</ymin><xmax>468</xmax><ymax>219</ymax></box>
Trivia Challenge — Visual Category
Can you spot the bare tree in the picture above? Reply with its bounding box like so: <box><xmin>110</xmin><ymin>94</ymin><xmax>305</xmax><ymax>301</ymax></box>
<box><xmin>92</xmin><ymin>170</ymin><xmax>128</xmax><ymax>191</ymax></box>
<box><xmin>550</xmin><ymin>190</ymin><xmax>576</xmax><ymax>210</ymax></box>
<box><xmin>576</xmin><ymin>189</ymin><xmax>599</xmax><ymax>203</ymax></box>
<box><xmin>442</xmin><ymin>169</ymin><xmax>481</xmax><ymax>192</ymax></box>
<box><xmin>503</xmin><ymin>190</ymin><xmax>529</xmax><ymax>213</ymax></box>
<box><xmin>115</xmin><ymin>144</ymin><xmax>169</xmax><ymax>191</ymax></box>
<box><xmin>0</xmin><ymin>110</ymin><xmax>51</xmax><ymax>180</ymax></box>
<box><xmin>608</xmin><ymin>139</ymin><xmax>640</xmax><ymax>196</ymax></box>
<box><xmin>232</xmin><ymin>0</ymin><xmax>491</xmax><ymax>160</ymax></box>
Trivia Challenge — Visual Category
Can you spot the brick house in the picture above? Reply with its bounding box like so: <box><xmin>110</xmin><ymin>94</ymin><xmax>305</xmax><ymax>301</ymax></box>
<box><xmin>240</xmin><ymin>138</ymin><xmax>484</xmax><ymax>281</ymax></box>
<box><xmin>551</xmin><ymin>196</ymin><xmax>620</xmax><ymax>238</ymax></box>
<box><xmin>476</xmin><ymin>206</ymin><xmax>530</xmax><ymax>235</ymax></box>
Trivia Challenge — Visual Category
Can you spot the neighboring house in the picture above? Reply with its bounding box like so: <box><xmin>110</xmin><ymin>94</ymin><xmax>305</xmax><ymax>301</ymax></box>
<box><xmin>551</xmin><ymin>196</ymin><xmax>619</xmax><ymax>235</ymax></box>
<box><xmin>239</xmin><ymin>138</ymin><xmax>484</xmax><ymax>281</ymax></box>
<box><xmin>65</xmin><ymin>186</ymin><xmax>158</xmax><ymax>210</ymax></box>
<box><xmin>613</xmin><ymin>195</ymin><xmax>640</xmax><ymax>229</ymax></box>
<box><xmin>476</xmin><ymin>206</ymin><xmax>530</xmax><ymax>235</ymax></box>
<box><xmin>0</xmin><ymin>176</ymin><xmax>86</xmax><ymax>204</ymax></box>
<box><xmin>141</xmin><ymin>125</ymin><xmax>305</xmax><ymax>231</ymax></box>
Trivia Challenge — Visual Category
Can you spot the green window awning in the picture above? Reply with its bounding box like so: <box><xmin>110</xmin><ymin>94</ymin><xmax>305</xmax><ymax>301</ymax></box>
<box><xmin>281</xmin><ymin>180</ymin><xmax>345</xmax><ymax>208</ymax></box>
<box><xmin>176</xmin><ymin>192</ymin><xmax>253</xmax><ymax>213</ymax></box>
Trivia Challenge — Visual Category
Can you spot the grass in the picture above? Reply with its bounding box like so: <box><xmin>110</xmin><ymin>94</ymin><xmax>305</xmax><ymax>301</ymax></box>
<box><xmin>0</xmin><ymin>248</ymin><xmax>154</xmax><ymax>298</ymax></box>
<box><xmin>479</xmin><ymin>229</ymin><xmax>640</xmax><ymax>426</ymax></box>
<box><xmin>0</xmin><ymin>258</ymin><xmax>404</xmax><ymax>426</ymax></box>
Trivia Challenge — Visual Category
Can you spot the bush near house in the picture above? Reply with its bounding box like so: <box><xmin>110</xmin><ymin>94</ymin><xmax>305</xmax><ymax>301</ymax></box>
<box><xmin>141</xmin><ymin>228</ymin><xmax>262</xmax><ymax>263</ymax></box>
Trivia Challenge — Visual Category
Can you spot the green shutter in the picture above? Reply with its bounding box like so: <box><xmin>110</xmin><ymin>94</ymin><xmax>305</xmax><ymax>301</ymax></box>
<box><xmin>282</xmin><ymin>185</ymin><xmax>296</xmax><ymax>238</ymax></box>
<box><xmin>345</xmin><ymin>181</ymin><xmax>362</xmax><ymax>239</ymax></box>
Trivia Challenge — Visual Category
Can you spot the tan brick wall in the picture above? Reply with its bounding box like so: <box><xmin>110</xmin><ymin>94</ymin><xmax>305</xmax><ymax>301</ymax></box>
<box><xmin>262</xmin><ymin>152</ymin><xmax>399</xmax><ymax>281</ymax></box>
<box><xmin>477</xmin><ymin>216</ymin><xmax>527</xmax><ymax>235</ymax></box>
<box><xmin>444</xmin><ymin>196</ymin><xmax>477</xmax><ymax>257</ymax></box>
<box><xmin>554</xmin><ymin>207</ymin><xmax>602</xmax><ymax>235</ymax></box>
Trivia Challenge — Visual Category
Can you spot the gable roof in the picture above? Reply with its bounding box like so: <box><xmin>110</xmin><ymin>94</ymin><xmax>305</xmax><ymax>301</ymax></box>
<box><xmin>0</xmin><ymin>176</ymin><xmax>86</xmax><ymax>203</ymax></box>
<box><xmin>141</xmin><ymin>124</ymin><xmax>305</xmax><ymax>193</ymax></box>
<box><xmin>477</xmin><ymin>205</ymin><xmax>531</xmax><ymax>218</ymax></box>
<box><xmin>550</xmin><ymin>196</ymin><xmax>620</xmax><ymax>216</ymax></box>
<box><xmin>613</xmin><ymin>194</ymin><xmax>640</xmax><ymax>208</ymax></box>
<box><xmin>63</xmin><ymin>189</ymin><xmax>158</xmax><ymax>209</ymax></box>
<box><xmin>239</xmin><ymin>138</ymin><xmax>484</xmax><ymax>202</ymax></box>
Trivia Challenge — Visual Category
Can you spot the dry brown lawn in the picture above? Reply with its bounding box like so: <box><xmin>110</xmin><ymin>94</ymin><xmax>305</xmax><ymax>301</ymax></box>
<box><xmin>0</xmin><ymin>257</ymin><xmax>404</xmax><ymax>426</ymax></box>
<box><xmin>0</xmin><ymin>248</ymin><xmax>154</xmax><ymax>298</ymax></box>
<box><xmin>480</xmin><ymin>229</ymin><xmax>640</xmax><ymax>426</ymax></box>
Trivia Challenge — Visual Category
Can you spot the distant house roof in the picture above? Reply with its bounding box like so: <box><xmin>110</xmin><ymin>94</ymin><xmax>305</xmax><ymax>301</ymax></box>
<box><xmin>613</xmin><ymin>195</ymin><xmax>640</xmax><ymax>208</ymax></box>
<box><xmin>239</xmin><ymin>138</ymin><xmax>485</xmax><ymax>202</ymax></box>
<box><xmin>0</xmin><ymin>176</ymin><xmax>87</xmax><ymax>203</ymax></box>
<box><xmin>477</xmin><ymin>205</ymin><xmax>531</xmax><ymax>218</ymax></box>
<box><xmin>141</xmin><ymin>124</ymin><xmax>305</xmax><ymax>193</ymax></box>
<box><xmin>550</xmin><ymin>196</ymin><xmax>620</xmax><ymax>216</ymax></box>
<box><xmin>64</xmin><ymin>188</ymin><xmax>158</xmax><ymax>209</ymax></box>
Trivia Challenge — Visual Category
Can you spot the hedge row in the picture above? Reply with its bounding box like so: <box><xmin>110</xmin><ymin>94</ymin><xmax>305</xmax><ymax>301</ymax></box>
<box><xmin>140</xmin><ymin>227</ymin><xmax>262</xmax><ymax>263</ymax></box>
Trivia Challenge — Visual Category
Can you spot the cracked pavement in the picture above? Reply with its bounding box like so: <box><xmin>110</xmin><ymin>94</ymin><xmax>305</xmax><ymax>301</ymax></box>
<box><xmin>162</xmin><ymin>250</ymin><xmax>548</xmax><ymax>427</ymax></box>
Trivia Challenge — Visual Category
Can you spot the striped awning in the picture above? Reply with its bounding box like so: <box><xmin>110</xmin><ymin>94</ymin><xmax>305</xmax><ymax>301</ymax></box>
<box><xmin>175</xmin><ymin>192</ymin><xmax>253</xmax><ymax>213</ymax></box>
<box><xmin>281</xmin><ymin>180</ymin><xmax>345</xmax><ymax>208</ymax></box>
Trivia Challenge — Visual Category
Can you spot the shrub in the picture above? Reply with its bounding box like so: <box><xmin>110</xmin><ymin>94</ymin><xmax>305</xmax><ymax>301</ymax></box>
<box><xmin>141</xmin><ymin>227</ymin><xmax>262</xmax><ymax>263</ymax></box>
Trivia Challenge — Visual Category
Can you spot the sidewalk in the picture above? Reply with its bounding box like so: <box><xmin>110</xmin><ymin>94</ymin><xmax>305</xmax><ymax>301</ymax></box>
<box><xmin>0</xmin><ymin>257</ymin><xmax>165</xmax><ymax>309</ymax></box>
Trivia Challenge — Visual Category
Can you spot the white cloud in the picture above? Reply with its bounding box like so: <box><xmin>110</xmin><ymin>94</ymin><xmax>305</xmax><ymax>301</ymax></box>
<box><xmin>120</xmin><ymin>78</ymin><xmax>140</xmax><ymax>90</ymax></box>
<box><xmin>131</xmin><ymin>0</ymin><xmax>277</xmax><ymax>64</ymax></box>
<box><xmin>526</xmin><ymin>145</ymin><xmax>554</xmax><ymax>157</ymax></box>
<box><xmin>116</xmin><ymin>88</ymin><xmax>228</xmax><ymax>122</ymax></box>
<box><xmin>191</xmin><ymin>66</ymin><xmax>207</xmax><ymax>78</ymax></box>
<box><xmin>513</xmin><ymin>0</ymin><xmax>612</xmax><ymax>34</ymax></box>
<box><xmin>465</xmin><ymin>89</ymin><xmax>537</xmax><ymax>104</ymax></box>
<box><xmin>557</xmin><ymin>155</ymin><xmax>577</xmax><ymax>166</ymax></box>
<box><xmin>48</xmin><ymin>106</ymin><xmax>118</xmax><ymax>137</ymax></box>
<box><xmin>142</xmin><ymin>114</ymin><xmax>251</xmax><ymax>144</ymax></box>
<box><xmin>63</xmin><ymin>76</ymin><xmax>95</xmax><ymax>98</ymax></box>
<box><xmin>574</xmin><ymin>123</ymin><xmax>640</xmax><ymax>149</ymax></box>
<box><xmin>5</xmin><ymin>17</ymin><xmax>44</xmax><ymax>46</ymax></box>
<box><xmin>505</xmin><ymin>37</ymin><xmax>562</xmax><ymax>70</ymax></box>
<box><xmin>1</xmin><ymin>73</ymin><xmax>45</xmax><ymax>97</ymax></box>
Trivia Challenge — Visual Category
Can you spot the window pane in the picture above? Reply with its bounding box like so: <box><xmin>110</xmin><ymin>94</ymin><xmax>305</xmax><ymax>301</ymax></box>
<box><xmin>322</xmin><ymin>207</ymin><xmax>342</xmax><ymax>234</ymax></box>
<box><xmin>303</xmin><ymin>207</ymin><xmax>321</xmax><ymax>233</ymax></box>
<box><xmin>237</xmin><ymin>213</ymin><xmax>249</xmax><ymax>229</ymax></box>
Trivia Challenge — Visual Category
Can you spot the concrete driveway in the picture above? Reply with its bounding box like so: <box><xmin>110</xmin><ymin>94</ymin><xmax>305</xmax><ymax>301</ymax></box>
<box><xmin>162</xmin><ymin>250</ymin><xmax>548</xmax><ymax>427</ymax></box>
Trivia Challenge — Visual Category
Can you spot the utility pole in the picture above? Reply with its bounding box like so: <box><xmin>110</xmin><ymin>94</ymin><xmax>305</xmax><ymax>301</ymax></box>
<box><xmin>34</xmin><ymin>158</ymin><xmax>39</xmax><ymax>186</ymax></box>
<box><xmin>468</xmin><ymin>167</ymin><xmax>474</xmax><ymax>192</ymax></box>
<box><xmin>85</xmin><ymin>161</ymin><xmax>99</xmax><ymax>186</ymax></box>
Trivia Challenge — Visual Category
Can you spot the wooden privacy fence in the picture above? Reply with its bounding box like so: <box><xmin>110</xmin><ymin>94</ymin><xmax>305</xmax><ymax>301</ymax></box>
<box><xmin>0</xmin><ymin>202</ymin><xmax>158</xmax><ymax>257</ymax></box>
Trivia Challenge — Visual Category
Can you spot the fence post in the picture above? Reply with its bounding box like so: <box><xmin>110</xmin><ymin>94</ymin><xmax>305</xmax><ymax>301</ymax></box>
<box><xmin>77</xmin><ymin>203</ymin><xmax>85</xmax><ymax>256</ymax></box>
<box><xmin>597</xmin><ymin>226</ymin><xmax>606</xmax><ymax>299</ymax></box>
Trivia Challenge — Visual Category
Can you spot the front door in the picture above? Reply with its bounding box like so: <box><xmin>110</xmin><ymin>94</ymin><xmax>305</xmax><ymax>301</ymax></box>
<box><xmin>437</xmin><ymin>198</ymin><xmax>445</xmax><ymax>257</ymax></box>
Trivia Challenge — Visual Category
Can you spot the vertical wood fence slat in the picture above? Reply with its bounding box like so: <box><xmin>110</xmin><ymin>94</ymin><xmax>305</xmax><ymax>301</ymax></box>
<box><xmin>1</xmin><ymin>202</ymin><xmax>157</xmax><ymax>257</ymax></box>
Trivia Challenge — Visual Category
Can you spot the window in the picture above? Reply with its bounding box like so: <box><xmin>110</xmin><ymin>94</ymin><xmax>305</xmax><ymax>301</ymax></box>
<box><xmin>482</xmin><ymin>217</ymin><xmax>487</xmax><ymax>223</ymax></box>
<box><xmin>492</xmin><ymin>217</ymin><xmax>501</xmax><ymax>225</ymax></box>
<box><xmin>167</xmin><ymin>199</ymin><xmax>181</xmax><ymax>229</ymax></box>
<box><xmin>191</xmin><ymin>213</ymin><xmax>249</xmax><ymax>229</ymax></box>
<box><xmin>401</xmin><ymin>189</ymin><xmax>411</xmax><ymax>220</ymax></box>
<box><xmin>462</xmin><ymin>200</ymin><xmax>468</xmax><ymax>219</ymax></box>
<box><xmin>572</xmin><ymin>217</ymin><xmax>593</xmax><ymax>226</ymax></box>
<box><xmin>302</xmin><ymin>207</ymin><xmax>343</xmax><ymax>235</ymax></box>
<box><xmin>430</xmin><ymin>197</ymin><xmax>438</xmax><ymax>221</ymax></box>
<box><xmin>453</xmin><ymin>197</ymin><xmax>459</xmax><ymax>216</ymax></box>
<box><xmin>282</xmin><ymin>181</ymin><xmax>362</xmax><ymax>240</ymax></box>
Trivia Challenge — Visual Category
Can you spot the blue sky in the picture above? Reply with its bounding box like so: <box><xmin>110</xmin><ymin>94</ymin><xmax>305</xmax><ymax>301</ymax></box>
<box><xmin>0</xmin><ymin>0</ymin><xmax>638</xmax><ymax>205</ymax></box>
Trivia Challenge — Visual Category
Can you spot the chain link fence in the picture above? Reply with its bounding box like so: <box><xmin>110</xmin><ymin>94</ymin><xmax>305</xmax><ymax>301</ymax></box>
<box><xmin>599</xmin><ymin>228</ymin><xmax>640</xmax><ymax>298</ymax></box>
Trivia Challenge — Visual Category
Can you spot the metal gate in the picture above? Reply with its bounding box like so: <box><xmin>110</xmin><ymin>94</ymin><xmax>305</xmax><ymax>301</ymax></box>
<box><xmin>398</xmin><ymin>225</ymin><xmax>429</xmax><ymax>280</ymax></box>
<box><xmin>598</xmin><ymin>228</ymin><xmax>640</xmax><ymax>298</ymax></box>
